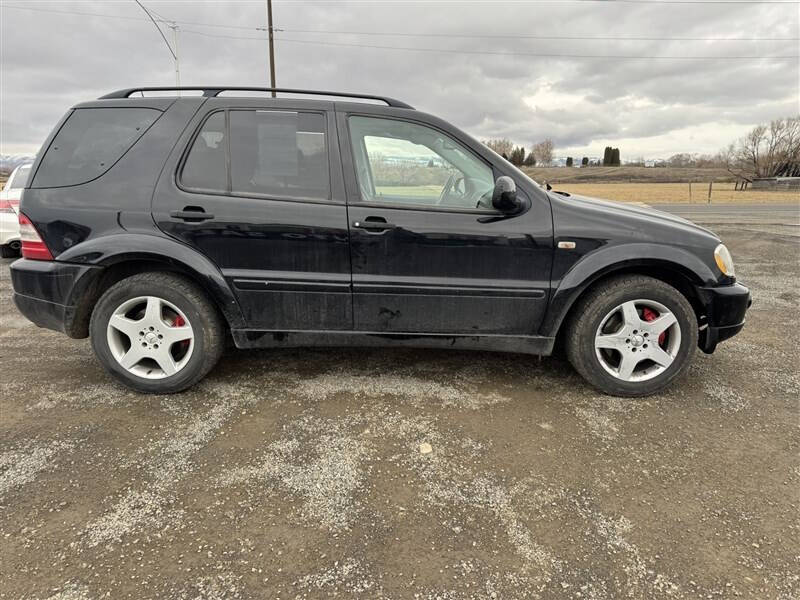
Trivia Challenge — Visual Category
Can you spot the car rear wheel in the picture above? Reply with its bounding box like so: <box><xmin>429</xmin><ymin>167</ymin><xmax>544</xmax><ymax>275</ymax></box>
<box><xmin>565</xmin><ymin>275</ymin><xmax>698</xmax><ymax>397</ymax></box>
<box><xmin>90</xmin><ymin>272</ymin><xmax>224</xmax><ymax>393</ymax></box>
<box><xmin>1</xmin><ymin>241</ymin><xmax>21</xmax><ymax>258</ymax></box>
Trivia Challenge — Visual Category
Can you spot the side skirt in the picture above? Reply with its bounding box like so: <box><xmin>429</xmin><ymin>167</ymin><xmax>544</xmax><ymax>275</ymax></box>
<box><xmin>231</xmin><ymin>329</ymin><xmax>555</xmax><ymax>356</ymax></box>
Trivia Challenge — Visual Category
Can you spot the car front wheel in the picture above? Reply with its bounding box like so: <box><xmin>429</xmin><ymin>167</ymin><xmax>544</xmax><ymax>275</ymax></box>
<box><xmin>565</xmin><ymin>275</ymin><xmax>698</xmax><ymax>397</ymax></box>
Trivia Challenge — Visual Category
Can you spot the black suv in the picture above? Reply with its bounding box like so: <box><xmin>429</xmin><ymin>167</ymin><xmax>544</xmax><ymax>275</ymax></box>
<box><xmin>10</xmin><ymin>87</ymin><xmax>750</xmax><ymax>396</ymax></box>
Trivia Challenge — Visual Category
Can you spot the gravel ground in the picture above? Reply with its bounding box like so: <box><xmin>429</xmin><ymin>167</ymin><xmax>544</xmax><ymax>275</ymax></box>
<box><xmin>0</xmin><ymin>224</ymin><xmax>798</xmax><ymax>599</ymax></box>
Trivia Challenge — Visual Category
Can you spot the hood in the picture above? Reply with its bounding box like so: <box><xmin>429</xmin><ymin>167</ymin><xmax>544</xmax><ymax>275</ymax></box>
<box><xmin>551</xmin><ymin>191</ymin><xmax>718</xmax><ymax>238</ymax></box>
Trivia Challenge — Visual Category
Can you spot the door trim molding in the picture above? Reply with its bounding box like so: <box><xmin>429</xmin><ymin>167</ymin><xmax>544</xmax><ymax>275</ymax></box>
<box><xmin>354</xmin><ymin>282</ymin><xmax>545</xmax><ymax>298</ymax></box>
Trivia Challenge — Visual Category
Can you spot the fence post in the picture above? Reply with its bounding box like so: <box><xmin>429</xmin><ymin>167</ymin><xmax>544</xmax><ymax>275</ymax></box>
<box><xmin>708</xmin><ymin>181</ymin><xmax>713</xmax><ymax>204</ymax></box>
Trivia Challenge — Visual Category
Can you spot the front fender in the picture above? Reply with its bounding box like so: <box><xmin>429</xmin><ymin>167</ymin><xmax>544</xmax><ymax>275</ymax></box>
<box><xmin>540</xmin><ymin>242</ymin><xmax>717</xmax><ymax>338</ymax></box>
<box><xmin>56</xmin><ymin>233</ymin><xmax>245</xmax><ymax>329</ymax></box>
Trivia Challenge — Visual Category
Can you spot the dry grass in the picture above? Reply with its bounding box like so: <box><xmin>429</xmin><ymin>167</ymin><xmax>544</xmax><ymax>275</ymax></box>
<box><xmin>524</xmin><ymin>165</ymin><xmax>735</xmax><ymax>184</ymax></box>
<box><xmin>554</xmin><ymin>182</ymin><xmax>799</xmax><ymax>204</ymax></box>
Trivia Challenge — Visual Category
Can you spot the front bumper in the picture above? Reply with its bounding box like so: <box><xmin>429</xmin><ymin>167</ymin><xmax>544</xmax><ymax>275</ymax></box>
<box><xmin>697</xmin><ymin>282</ymin><xmax>752</xmax><ymax>353</ymax></box>
<box><xmin>11</xmin><ymin>258</ymin><xmax>102</xmax><ymax>337</ymax></box>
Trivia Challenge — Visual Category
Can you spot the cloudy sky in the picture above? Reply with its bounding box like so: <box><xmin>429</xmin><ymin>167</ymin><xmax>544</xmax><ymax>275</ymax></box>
<box><xmin>1</xmin><ymin>0</ymin><xmax>798</xmax><ymax>160</ymax></box>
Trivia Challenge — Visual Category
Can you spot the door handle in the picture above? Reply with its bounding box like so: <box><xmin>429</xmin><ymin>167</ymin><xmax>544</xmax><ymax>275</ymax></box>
<box><xmin>353</xmin><ymin>218</ymin><xmax>396</xmax><ymax>232</ymax></box>
<box><xmin>170</xmin><ymin>207</ymin><xmax>214</xmax><ymax>222</ymax></box>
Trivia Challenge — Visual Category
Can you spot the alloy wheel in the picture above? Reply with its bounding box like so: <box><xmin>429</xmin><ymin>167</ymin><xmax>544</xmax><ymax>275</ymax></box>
<box><xmin>106</xmin><ymin>296</ymin><xmax>194</xmax><ymax>379</ymax></box>
<box><xmin>594</xmin><ymin>299</ymin><xmax>682</xmax><ymax>382</ymax></box>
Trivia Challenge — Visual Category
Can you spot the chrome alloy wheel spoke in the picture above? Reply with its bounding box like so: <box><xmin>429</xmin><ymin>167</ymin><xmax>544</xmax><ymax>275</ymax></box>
<box><xmin>106</xmin><ymin>295</ymin><xmax>195</xmax><ymax>380</ymax></box>
<box><xmin>594</xmin><ymin>299</ymin><xmax>682</xmax><ymax>383</ymax></box>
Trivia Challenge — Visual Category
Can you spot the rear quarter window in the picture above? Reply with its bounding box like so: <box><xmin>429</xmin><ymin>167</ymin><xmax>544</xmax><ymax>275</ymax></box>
<box><xmin>32</xmin><ymin>107</ymin><xmax>161</xmax><ymax>188</ymax></box>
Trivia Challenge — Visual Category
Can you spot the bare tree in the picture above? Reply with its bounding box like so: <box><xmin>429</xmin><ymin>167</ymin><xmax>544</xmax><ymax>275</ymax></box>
<box><xmin>739</xmin><ymin>124</ymin><xmax>767</xmax><ymax>176</ymax></box>
<box><xmin>717</xmin><ymin>143</ymin><xmax>737</xmax><ymax>168</ymax></box>
<box><xmin>531</xmin><ymin>139</ymin><xmax>554</xmax><ymax>166</ymax></box>
<box><xmin>667</xmin><ymin>153</ymin><xmax>695</xmax><ymax>168</ymax></box>
<box><xmin>483</xmin><ymin>138</ymin><xmax>514</xmax><ymax>157</ymax></box>
<box><xmin>736</xmin><ymin>117</ymin><xmax>800</xmax><ymax>177</ymax></box>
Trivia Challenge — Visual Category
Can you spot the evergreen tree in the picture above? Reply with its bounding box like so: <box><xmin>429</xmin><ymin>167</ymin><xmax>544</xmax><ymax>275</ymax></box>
<box><xmin>611</xmin><ymin>147</ymin><xmax>621</xmax><ymax>166</ymax></box>
<box><xmin>581</xmin><ymin>156</ymin><xmax>589</xmax><ymax>166</ymax></box>
<box><xmin>509</xmin><ymin>146</ymin><xmax>526</xmax><ymax>166</ymax></box>
<box><xmin>602</xmin><ymin>146</ymin><xmax>612</xmax><ymax>166</ymax></box>
<box><xmin>566</xmin><ymin>157</ymin><xmax>574</xmax><ymax>167</ymax></box>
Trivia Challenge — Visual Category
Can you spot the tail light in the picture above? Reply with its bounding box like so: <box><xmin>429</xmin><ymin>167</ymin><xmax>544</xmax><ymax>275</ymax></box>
<box><xmin>19</xmin><ymin>213</ymin><xmax>53</xmax><ymax>260</ymax></box>
<box><xmin>0</xmin><ymin>198</ymin><xmax>18</xmax><ymax>214</ymax></box>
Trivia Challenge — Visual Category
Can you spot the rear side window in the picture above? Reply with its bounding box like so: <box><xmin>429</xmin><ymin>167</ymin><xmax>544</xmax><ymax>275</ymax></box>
<box><xmin>33</xmin><ymin>108</ymin><xmax>160</xmax><ymax>188</ymax></box>
<box><xmin>181</xmin><ymin>109</ymin><xmax>329</xmax><ymax>201</ymax></box>
<box><xmin>181</xmin><ymin>112</ymin><xmax>227</xmax><ymax>193</ymax></box>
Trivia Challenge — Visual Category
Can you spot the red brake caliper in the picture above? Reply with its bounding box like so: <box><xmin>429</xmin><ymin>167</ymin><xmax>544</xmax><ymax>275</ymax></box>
<box><xmin>641</xmin><ymin>307</ymin><xmax>666</xmax><ymax>346</ymax></box>
<box><xmin>172</xmin><ymin>315</ymin><xmax>190</xmax><ymax>350</ymax></box>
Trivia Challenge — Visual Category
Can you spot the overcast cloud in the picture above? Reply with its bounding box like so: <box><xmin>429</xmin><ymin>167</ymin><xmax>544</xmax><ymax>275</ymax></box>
<box><xmin>1</xmin><ymin>0</ymin><xmax>798</xmax><ymax>160</ymax></box>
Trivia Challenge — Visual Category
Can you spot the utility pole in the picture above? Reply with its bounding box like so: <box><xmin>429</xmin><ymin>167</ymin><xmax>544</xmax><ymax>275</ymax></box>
<box><xmin>267</xmin><ymin>0</ymin><xmax>276</xmax><ymax>96</ymax></box>
<box><xmin>167</xmin><ymin>22</ymin><xmax>181</xmax><ymax>89</ymax></box>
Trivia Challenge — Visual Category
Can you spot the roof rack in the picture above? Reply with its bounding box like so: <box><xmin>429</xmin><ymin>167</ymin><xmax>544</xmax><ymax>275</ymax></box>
<box><xmin>99</xmin><ymin>87</ymin><xmax>414</xmax><ymax>109</ymax></box>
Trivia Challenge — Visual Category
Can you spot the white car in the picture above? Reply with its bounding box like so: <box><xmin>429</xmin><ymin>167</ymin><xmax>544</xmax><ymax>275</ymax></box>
<box><xmin>0</xmin><ymin>163</ymin><xmax>31</xmax><ymax>257</ymax></box>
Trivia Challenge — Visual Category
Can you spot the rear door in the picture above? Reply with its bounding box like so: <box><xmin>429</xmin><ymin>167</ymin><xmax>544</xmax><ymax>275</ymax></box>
<box><xmin>153</xmin><ymin>98</ymin><xmax>352</xmax><ymax>331</ymax></box>
<box><xmin>337</xmin><ymin>106</ymin><xmax>553</xmax><ymax>335</ymax></box>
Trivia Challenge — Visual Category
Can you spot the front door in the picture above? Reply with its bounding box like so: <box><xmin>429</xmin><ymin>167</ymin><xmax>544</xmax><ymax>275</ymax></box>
<box><xmin>339</xmin><ymin>111</ymin><xmax>552</xmax><ymax>335</ymax></box>
<box><xmin>153</xmin><ymin>99</ymin><xmax>352</xmax><ymax>331</ymax></box>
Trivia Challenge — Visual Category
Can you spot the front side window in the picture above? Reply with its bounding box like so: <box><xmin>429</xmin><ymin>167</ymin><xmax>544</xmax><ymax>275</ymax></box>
<box><xmin>181</xmin><ymin>110</ymin><xmax>329</xmax><ymax>201</ymax></box>
<box><xmin>348</xmin><ymin>116</ymin><xmax>494</xmax><ymax>210</ymax></box>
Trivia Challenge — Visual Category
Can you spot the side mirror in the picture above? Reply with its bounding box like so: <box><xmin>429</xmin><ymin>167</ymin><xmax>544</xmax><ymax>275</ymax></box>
<box><xmin>492</xmin><ymin>176</ymin><xmax>521</xmax><ymax>213</ymax></box>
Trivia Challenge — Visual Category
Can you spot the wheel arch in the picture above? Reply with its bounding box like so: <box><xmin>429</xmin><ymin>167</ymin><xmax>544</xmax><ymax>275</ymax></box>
<box><xmin>58</xmin><ymin>234</ymin><xmax>244</xmax><ymax>338</ymax></box>
<box><xmin>542</xmin><ymin>248</ymin><xmax>714</xmax><ymax>342</ymax></box>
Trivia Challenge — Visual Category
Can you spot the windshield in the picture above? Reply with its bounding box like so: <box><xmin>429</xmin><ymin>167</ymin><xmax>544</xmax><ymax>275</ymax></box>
<box><xmin>5</xmin><ymin>164</ymin><xmax>32</xmax><ymax>190</ymax></box>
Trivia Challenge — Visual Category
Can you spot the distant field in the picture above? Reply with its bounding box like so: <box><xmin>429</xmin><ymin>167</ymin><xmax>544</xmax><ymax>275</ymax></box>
<box><xmin>4</xmin><ymin>175</ymin><xmax>793</xmax><ymax>205</ymax></box>
<box><xmin>554</xmin><ymin>182</ymin><xmax>798</xmax><ymax>204</ymax></box>
<box><xmin>524</xmin><ymin>166</ymin><xmax>735</xmax><ymax>184</ymax></box>
<box><xmin>375</xmin><ymin>185</ymin><xmax>441</xmax><ymax>197</ymax></box>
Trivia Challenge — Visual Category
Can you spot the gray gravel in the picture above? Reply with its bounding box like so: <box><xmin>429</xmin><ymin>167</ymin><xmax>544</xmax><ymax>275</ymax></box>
<box><xmin>0</xmin><ymin>223</ymin><xmax>798</xmax><ymax>599</ymax></box>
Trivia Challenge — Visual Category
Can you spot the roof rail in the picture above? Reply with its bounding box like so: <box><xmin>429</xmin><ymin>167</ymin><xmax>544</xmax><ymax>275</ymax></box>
<box><xmin>99</xmin><ymin>87</ymin><xmax>414</xmax><ymax>109</ymax></box>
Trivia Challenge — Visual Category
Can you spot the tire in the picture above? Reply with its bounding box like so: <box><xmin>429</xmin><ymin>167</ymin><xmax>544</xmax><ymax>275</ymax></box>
<box><xmin>89</xmin><ymin>272</ymin><xmax>225</xmax><ymax>394</ymax></box>
<box><xmin>1</xmin><ymin>243</ymin><xmax>19</xmax><ymax>258</ymax></box>
<box><xmin>565</xmin><ymin>275</ymin><xmax>698</xmax><ymax>397</ymax></box>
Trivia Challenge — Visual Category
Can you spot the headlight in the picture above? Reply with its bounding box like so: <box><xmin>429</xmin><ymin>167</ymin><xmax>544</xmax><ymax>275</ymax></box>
<box><xmin>714</xmin><ymin>243</ymin><xmax>735</xmax><ymax>277</ymax></box>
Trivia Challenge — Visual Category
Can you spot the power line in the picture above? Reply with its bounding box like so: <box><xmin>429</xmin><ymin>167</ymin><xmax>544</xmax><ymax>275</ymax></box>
<box><xmin>3</xmin><ymin>4</ymin><xmax>152</xmax><ymax>24</ymax></box>
<box><xmin>133</xmin><ymin>0</ymin><xmax>175</xmax><ymax>60</ymax></box>
<box><xmin>274</xmin><ymin>0</ymin><xmax>800</xmax><ymax>3</ymax></box>
<box><xmin>0</xmin><ymin>4</ymin><xmax>253</xmax><ymax>29</ymax></box>
<box><xmin>176</xmin><ymin>27</ymin><xmax>799</xmax><ymax>58</ymax></box>
<box><xmin>4</xmin><ymin>4</ymin><xmax>797</xmax><ymax>42</ymax></box>
<box><xmin>279</xmin><ymin>27</ymin><xmax>799</xmax><ymax>41</ymax></box>
<box><xmin>177</xmin><ymin>28</ymin><xmax>800</xmax><ymax>59</ymax></box>
<box><xmin>271</xmin><ymin>36</ymin><xmax>800</xmax><ymax>59</ymax></box>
